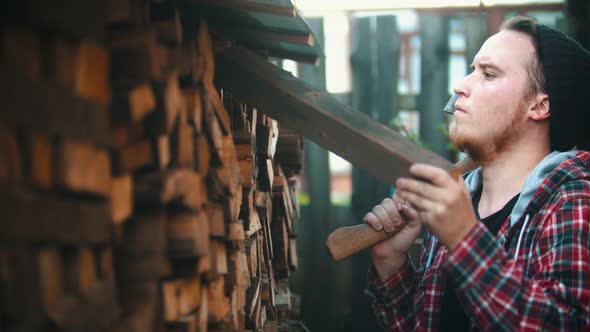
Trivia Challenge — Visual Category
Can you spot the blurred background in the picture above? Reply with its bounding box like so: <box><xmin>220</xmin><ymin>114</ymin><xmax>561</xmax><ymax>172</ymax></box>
<box><xmin>287</xmin><ymin>0</ymin><xmax>587</xmax><ymax>331</ymax></box>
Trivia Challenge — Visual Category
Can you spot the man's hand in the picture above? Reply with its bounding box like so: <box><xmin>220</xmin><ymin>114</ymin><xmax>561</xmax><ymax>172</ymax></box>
<box><xmin>395</xmin><ymin>163</ymin><xmax>478</xmax><ymax>250</ymax></box>
<box><xmin>364</xmin><ymin>196</ymin><xmax>422</xmax><ymax>282</ymax></box>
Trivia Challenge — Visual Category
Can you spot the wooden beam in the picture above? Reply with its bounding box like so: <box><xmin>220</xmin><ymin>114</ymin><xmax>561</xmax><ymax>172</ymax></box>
<box><xmin>189</xmin><ymin>0</ymin><xmax>296</xmax><ymax>17</ymax></box>
<box><xmin>215</xmin><ymin>46</ymin><xmax>454</xmax><ymax>185</ymax></box>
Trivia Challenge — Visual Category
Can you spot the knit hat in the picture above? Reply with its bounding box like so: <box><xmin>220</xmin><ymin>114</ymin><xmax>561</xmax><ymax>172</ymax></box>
<box><xmin>535</xmin><ymin>25</ymin><xmax>590</xmax><ymax>151</ymax></box>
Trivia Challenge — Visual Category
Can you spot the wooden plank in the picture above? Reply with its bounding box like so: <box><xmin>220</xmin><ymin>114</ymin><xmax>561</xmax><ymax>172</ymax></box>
<box><xmin>111</xmin><ymin>82</ymin><xmax>156</xmax><ymax>125</ymax></box>
<box><xmin>0</xmin><ymin>185</ymin><xmax>111</xmax><ymax>244</ymax></box>
<box><xmin>207</xmin><ymin>277</ymin><xmax>230</xmax><ymax>324</ymax></box>
<box><xmin>0</xmin><ymin>65</ymin><xmax>111</xmax><ymax>146</ymax></box>
<box><xmin>171</xmin><ymin>121</ymin><xmax>195</xmax><ymax>168</ymax></box>
<box><xmin>205</xmin><ymin>203</ymin><xmax>225</xmax><ymax>238</ymax></box>
<box><xmin>13</xmin><ymin>0</ymin><xmax>107</xmax><ymax>39</ymax></box>
<box><xmin>191</xmin><ymin>0</ymin><xmax>296</xmax><ymax>17</ymax></box>
<box><xmin>110</xmin><ymin>175</ymin><xmax>133</xmax><ymax>224</ymax></box>
<box><xmin>62</xmin><ymin>247</ymin><xmax>97</xmax><ymax>293</ymax></box>
<box><xmin>25</xmin><ymin>133</ymin><xmax>53</xmax><ymax>188</ymax></box>
<box><xmin>134</xmin><ymin>169</ymin><xmax>208</xmax><ymax>210</ymax></box>
<box><xmin>209</xmin><ymin>239</ymin><xmax>228</xmax><ymax>275</ymax></box>
<box><xmin>2</xmin><ymin>25</ymin><xmax>42</xmax><ymax>81</ymax></box>
<box><xmin>0</xmin><ymin>126</ymin><xmax>23</xmax><ymax>183</ymax></box>
<box><xmin>37</xmin><ymin>248</ymin><xmax>64</xmax><ymax>319</ymax></box>
<box><xmin>162</xmin><ymin>278</ymin><xmax>201</xmax><ymax>322</ymax></box>
<box><xmin>183</xmin><ymin>87</ymin><xmax>203</xmax><ymax>133</ymax></box>
<box><xmin>195</xmin><ymin>134</ymin><xmax>211</xmax><ymax>176</ymax></box>
<box><xmin>55</xmin><ymin>139</ymin><xmax>111</xmax><ymax>197</ymax></box>
<box><xmin>50</xmin><ymin>37</ymin><xmax>111</xmax><ymax>104</ymax></box>
<box><xmin>167</xmin><ymin>212</ymin><xmax>210</xmax><ymax>259</ymax></box>
<box><xmin>215</xmin><ymin>46</ymin><xmax>455</xmax><ymax>184</ymax></box>
<box><xmin>112</xmin><ymin>137</ymin><xmax>168</xmax><ymax>174</ymax></box>
<box><xmin>145</xmin><ymin>73</ymin><xmax>184</xmax><ymax>137</ymax></box>
<box><xmin>203</xmin><ymin>79</ymin><xmax>231</xmax><ymax>135</ymax></box>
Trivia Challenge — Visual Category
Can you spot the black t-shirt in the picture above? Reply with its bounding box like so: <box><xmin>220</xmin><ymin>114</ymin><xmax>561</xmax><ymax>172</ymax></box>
<box><xmin>439</xmin><ymin>185</ymin><xmax>520</xmax><ymax>331</ymax></box>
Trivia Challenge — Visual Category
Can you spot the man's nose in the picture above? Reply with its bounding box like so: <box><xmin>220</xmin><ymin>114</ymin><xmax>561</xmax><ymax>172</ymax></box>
<box><xmin>453</xmin><ymin>72</ymin><xmax>472</xmax><ymax>97</ymax></box>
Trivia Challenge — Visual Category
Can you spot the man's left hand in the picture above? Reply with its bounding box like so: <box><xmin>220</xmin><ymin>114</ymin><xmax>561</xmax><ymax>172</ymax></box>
<box><xmin>395</xmin><ymin>163</ymin><xmax>478</xmax><ymax>250</ymax></box>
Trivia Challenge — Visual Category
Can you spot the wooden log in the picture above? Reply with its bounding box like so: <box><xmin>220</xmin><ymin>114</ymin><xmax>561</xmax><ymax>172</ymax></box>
<box><xmin>2</xmin><ymin>25</ymin><xmax>42</xmax><ymax>81</ymax></box>
<box><xmin>209</xmin><ymin>239</ymin><xmax>228</xmax><ymax>276</ymax></box>
<box><xmin>197</xmin><ymin>20</ymin><xmax>215</xmax><ymax>84</ymax></box>
<box><xmin>171</xmin><ymin>121</ymin><xmax>195</xmax><ymax>168</ymax></box>
<box><xmin>37</xmin><ymin>247</ymin><xmax>64</xmax><ymax>321</ymax></box>
<box><xmin>13</xmin><ymin>0</ymin><xmax>108</xmax><ymax>40</ymax></box>
<box><xmin>165</xmin><ymin>314</ymin><xmax>198</xmax><ymax>332</ymax></box>
<box><xmin>111</xmin><ymin>82</ymin><xmax>156</xmax><ymax>125</ymax></box>
<box><xmin>117</xmin><ymin>212</ymin><xmax>170</xmax><ymax>282</ymax></box>
<box><xmin>245</xmin><ymin>234</ymin><xmax>259</xmax><ymax>279</ymax></box>
<box><xmin>162</xmin><ymin>278</ymin><xmax>201</xmax><ymax>322</ymax></box>
<box><xmin>145</xmin><ymin>73</ymin><xmax>184</xmax><ymax>137</ymax></box>
<box><xmin>257</xmin><ymin>158</ymin><xmax>274</xmax><ymax>192</ymax></box>
<box><xmin>109</xmin><ymin>175</ymin><xmax>133</xmax><ymax>224</ymax></box>
<box><xmin>56</xmin><ymin>139</ymin><xmax>111</xmax><ymax>197</ymax></box>
<box><xmin>194</xmin><ymin>134</ymin><xmax>211</xmax><ymax>176</ymax></box>
<box><xmin>203</xmin><ymin>94</ymin><xmax>224</xmax><ymax>167</ymax></box>
<box><xmin>0</xmin><ymin>64</ymin><xmax>111</xmax><ymax>146</ymax></box>
<box><xmin>207</xmin><ymin>277</ymin><xmax>230</xmax><ymax>324</ymax></box>
<box><xmin>50</xmin><ymin>37</ymin><xmax>111</xmax><ymax>104</ymax></box>
<box><xmin>25</xmin><ymin>132</ymin><xmax>53</xmax><ymax>188</ymax></box>
<box><xmin>167</xmin><ymin>212</ymin><xmax>209</xmax><ymax>259</ymax></box>
<box><xmin>0</xmin><ymin>126</ymin><xmax>23</xmax><ymax>183</ymax></box>
<box><xmin>245</xmin><ymin>209</ymin><xmax>262</xmax><ymax>237</ymax></box>
<box><xmin>204</xmin><ymin>203</ymin><xmax>225</xmax><ymax>238</ymax></box>
<box><xmin>271</xmin><ymin>217</ymin><xmax>289</xmax><ymax>277</ymax></box>
<box><xmin>198</xmin><ymin>288</ymin><xmax>208</xmax><ymax>332</ymax></box>
<box><xmin>0</xmin><ymin>185</ymin><xmax>111</xmax><ymax>244</ymax></box>
<box><xmin>111</xmin><ymin>122</ymin><xmax>145</xmax><ymax>149</ymax></box>
<box><xmin>236</xmin><ymin>143</ymin><xmax>254</xmax><ymax>188</ymax></box>
<box><xmin>183</xmin><ymin>87</ymin><xmax>203</xmax><ymax>133</ymax></box>
<box><xmin>288</xmin><ymin>239</ymin><xmax>298</xmax><ymax>272</ymax></box>
<box><xmin>134</xmin><ymin>169</ymin><xmax>208</xmax><ymax>210</ymax></box>
<box><xmin>203</xmin><ymin>79</ymin><xmax>230</xmax><ymax>135</ymax></box>
<box><xmin>62</xmin><ymin>247</ymin><xmax>97</xmax><ymax>293</ymax></box>
<box><xmin>112</xmin><ymin>137</ymin><xmax>168</xmax><ymax>174</ymax></box>
<box><xmin>245</xmin><ymin>277</ymin><xmax>261</xmax><ymax>323</ymax></box>
<box><xmin>227</xmin><ymin>221</ymin><xmax>245</xmax><ymax>241</ymax></box>
<box><xmin>98</xmin><ymin>246</ymin><xmax>115</xmax><ymax>282</ymax></box>
<box><xmin>110</xmin><ymin>29</ymin><xmax>169</xmax><ymax>83</ymax></box>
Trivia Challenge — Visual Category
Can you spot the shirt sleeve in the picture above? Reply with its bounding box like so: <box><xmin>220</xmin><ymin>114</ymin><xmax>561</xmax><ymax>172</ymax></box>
<box><xmin>365</xmin><ymin>257</ymin><xmax>419</xmax><ymax>331</ymax></box>
<box><xmin>444</xmin><ymin>197</ymin><xmax>590</xmax><ymax>331</ymax></box>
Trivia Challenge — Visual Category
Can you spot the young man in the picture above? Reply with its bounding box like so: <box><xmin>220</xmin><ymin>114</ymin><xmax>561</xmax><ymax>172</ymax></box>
<box><xmin>364</xmin><ymin>16</ymin><xmax>590</xmax><ymax>331</ymax></box>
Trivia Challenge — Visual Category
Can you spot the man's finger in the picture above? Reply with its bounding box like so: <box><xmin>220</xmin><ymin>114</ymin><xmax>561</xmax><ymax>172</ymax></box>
<box><xmin>372</xmin><ymin>205</ymin><xmax>395</xmax><ymax>232</ymax></box>
<box><xmin>409</xmin><ymin>163</ymin><xmax>454</xmax><ymax>187</ymax></box>
<box><xmin>396</xmin><ymin>189</ymin><xmax>440</xmax><ymax>212</ymax></box>
<box><xmin>396</xmin><ymin>177</ymin><xmax>444</xmax><ymax>202</ymax></box>
<box><xmin>363</xmin><ymin>212</ymin><xmax>383</xmax><ymax>231</ymax></box>
<box><xmin>381</xmin><ymin>198</ymin><xmax>402</xmax><ymax>226</ymax></box>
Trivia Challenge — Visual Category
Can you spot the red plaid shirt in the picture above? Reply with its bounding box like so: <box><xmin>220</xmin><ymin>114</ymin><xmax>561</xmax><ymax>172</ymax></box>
<box><xmin>367</xmin><ymin>151</ymin><xmax>590</xmax><ymax>331</ymax></box>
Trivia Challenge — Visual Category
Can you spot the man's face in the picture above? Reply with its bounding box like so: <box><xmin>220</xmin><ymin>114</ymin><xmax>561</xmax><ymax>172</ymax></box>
<box><xmin>450</xmin><ymin>30</ymin><xmax>536</xmax><ymax>161</ymax></box>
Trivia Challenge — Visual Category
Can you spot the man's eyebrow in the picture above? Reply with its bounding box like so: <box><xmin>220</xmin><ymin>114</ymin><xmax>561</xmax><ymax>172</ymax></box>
<box><xmin>470</xmin><ymin>61</ymin><xmax>504</xmax><ymax>73</ymax></box>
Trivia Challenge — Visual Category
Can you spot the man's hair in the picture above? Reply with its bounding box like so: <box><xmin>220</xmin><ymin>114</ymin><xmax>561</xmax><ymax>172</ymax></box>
<box><xmin>500</xmin><ymin>16</ymin><xmax>546</xmax><ymax>98</ymax></box>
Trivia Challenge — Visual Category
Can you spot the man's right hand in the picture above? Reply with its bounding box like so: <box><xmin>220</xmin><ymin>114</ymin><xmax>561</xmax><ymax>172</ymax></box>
<box><xmin>363</xmin><ymin>197</ymin><xmax>422</xmax><ymax>282</ymax></box>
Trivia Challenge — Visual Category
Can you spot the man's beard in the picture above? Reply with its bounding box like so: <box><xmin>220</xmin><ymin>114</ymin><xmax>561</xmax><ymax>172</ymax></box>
<box><xmin>449</xmin><ymin>106</ymin><xmax>523</xmax><ymax>164</ymax></box>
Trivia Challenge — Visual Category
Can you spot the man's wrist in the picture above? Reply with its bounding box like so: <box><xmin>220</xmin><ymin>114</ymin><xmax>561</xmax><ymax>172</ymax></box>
<box><xmin>372</xmin><ymin>254</ymin><xmax>408</xmax><ymax>283</ymax></box>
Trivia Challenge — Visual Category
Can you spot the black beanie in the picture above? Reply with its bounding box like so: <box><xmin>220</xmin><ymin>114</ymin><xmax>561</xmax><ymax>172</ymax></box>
<box><xmin>535</xmin><ymin>25</ymin><xmax>590</xmax><ymax>151</ymax></box>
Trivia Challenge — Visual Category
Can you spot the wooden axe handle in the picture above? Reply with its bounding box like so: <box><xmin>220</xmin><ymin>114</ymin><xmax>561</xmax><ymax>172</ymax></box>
<box><xmin>325</xmin><ymin>157</ymin><xmax>478</xmax><ymax>262</ymax></box>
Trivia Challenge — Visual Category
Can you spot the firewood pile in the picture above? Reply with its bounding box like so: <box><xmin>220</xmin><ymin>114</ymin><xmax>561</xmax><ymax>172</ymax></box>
<box><xmin>0</xmin><ymin>1</ymin><xmax>304</xmax><ymax>331</ymax></box>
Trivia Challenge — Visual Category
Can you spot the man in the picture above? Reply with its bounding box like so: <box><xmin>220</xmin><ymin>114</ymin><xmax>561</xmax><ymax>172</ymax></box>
<box><xmin>364</xmin><ymin>16</ymin><xmax>590</xmax><ymax>331</ymax></box>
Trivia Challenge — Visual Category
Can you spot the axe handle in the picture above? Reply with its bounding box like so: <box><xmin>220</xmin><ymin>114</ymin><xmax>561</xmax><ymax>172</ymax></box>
<box><xmin>325</xmin><ymin>158</ymin><xmax>478</xmax><ymax>262</ymax></box>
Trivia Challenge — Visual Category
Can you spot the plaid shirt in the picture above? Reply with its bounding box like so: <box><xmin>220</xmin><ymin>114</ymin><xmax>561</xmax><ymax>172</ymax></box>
<box><xmin>366</xmin><ymin>151</ymin><xmax>590</xmax><ymax>331</ymax></box>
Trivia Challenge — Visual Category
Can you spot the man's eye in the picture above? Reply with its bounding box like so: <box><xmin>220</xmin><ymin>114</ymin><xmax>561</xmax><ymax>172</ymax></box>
<box><xmin>483</xmin><ymin>72</ymin><xmax>494</xmax><ymax>79</ymax></box>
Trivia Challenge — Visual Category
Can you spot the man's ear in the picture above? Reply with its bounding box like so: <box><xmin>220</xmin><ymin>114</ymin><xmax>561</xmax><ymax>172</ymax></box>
<box><xmin>528</xmin><ymin>93</ymin><xmax>550</xmax><ymax>121</ymax></box>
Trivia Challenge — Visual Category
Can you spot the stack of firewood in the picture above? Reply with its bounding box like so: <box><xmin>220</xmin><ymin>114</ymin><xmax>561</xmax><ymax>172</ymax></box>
<box><xmin>0</xmin><ymin>1</ymin><xmax>303</xmax><ymax>331</ymax></box>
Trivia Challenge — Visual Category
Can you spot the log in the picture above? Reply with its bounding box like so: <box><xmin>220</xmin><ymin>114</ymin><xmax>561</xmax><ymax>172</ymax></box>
<box><xmin>26</xmin><ymin>132</ymin><xmax>53</xmax><ymax>188</ymax></box>
<box><xmin>183</xmin><ymin>87</ymin><xmax>203</xmax><ymax>133</ymax></box>
<box><xmin>209</xmin><ymin>239</ymin><xmax>228</xmax><ymax>276</ymax></box>
<box><xmin>111</xmin><ymin>82</ymin><xmax>156</xmax><ymax>125</ymax></box>
<box><xmin>0</xmin><ymin>126</ymin><xmax>22</xmax><ymax>183</ymax></box>
<box><xmin>62</xmin><ymin>247</ymin><xmax>97</xmax><ymax>292</ymax></box>
<box><xmin>194</xmin><ymin>134</ymin><xmax>211</xmax><ymax>176</ymax></box>
<box><xmin>134</xmin><ymin>169</ymin><xmax>208</xmax><ymax>210</ymax></box>
<box><xmin>167</xmin><ymin>211</ymin><xmax>210</xmax><ymax>259</ymax></box>
<box><xmin>207</xmin><ymin>277</ymin><xmax>230</xmax><ymax>324</ymax></box>
<box><xmin>162</xmin><ymin>278</ymin><xmax>201</xmax><ymax>322</ymax></box>
<box><xmin>2</xmin><ymin>25</ymin><xmax>42</xmax><ymax>81</ymax></box>
<box><xmin>50</xmin><ymin>37</ymin><xmax>111</xmax><ymax>104</ymax></box>
<box><xmin>204</xmin><ymin>203</ymin><xmax>225</xmax><ymax>238</ymax></box>
<box><xmin>109</xmin><ymin>175</ymin><xmax>133</xmax><ymax>224</ymax></box>
<box><xmin>171</xmin><ymin>121</ymin><xmax>194</xmax><ymax>168</ymax></box>
<box><xmin>56</xmin><ymin>139</ymin><xmax>111</xmax><ymax>197</ymax></box>
<box><xmin>0</xmin><ymin>185</ymin><xmax>111</xmax><ymax>245</ymax></box>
